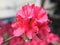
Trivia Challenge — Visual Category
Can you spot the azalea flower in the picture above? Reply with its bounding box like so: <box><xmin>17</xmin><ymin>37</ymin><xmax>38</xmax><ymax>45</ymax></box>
<box><xmin>46</xmin><ymin>33</ymin><xmax>59</xmax><ymax>44</ymax></box>
<box><xmin>11</xmin><ymin>4</ymin><xmax>59</xmax><ymax>45</ymax></box>
<box><xmin>12</xmin><ymin>4</ymin><xmax>49</xmax><ymax>37</ymax></box>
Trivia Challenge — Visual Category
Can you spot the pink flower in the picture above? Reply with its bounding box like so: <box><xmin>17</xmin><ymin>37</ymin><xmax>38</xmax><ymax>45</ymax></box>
<box><xmin>46</xmin><ymin>33</ymin><xmax>59</xmax><ymax>43</ymax></box>
<box><xmin>11</xmin><ymin>4</ymin><xmax>59</xmax><ymax>45</ymax></box>
<box><xmin>12</xmin><ymin>4</ymin><xmax>49</xmax><ymax>38</ymax></box>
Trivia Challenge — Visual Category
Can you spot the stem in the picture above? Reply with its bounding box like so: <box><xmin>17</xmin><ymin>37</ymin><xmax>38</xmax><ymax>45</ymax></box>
<box><xmin>2</xmin><ymin>36</ymin><xmax>15</xmax><ymax>44</ymax></box>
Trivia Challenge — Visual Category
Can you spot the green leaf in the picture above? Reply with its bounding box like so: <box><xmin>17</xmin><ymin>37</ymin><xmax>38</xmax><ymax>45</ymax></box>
<box><xmin>3</xmin><ymin>42</ymin><xmax>8</xmax><ymax>45</ymax></box>
<box><xmin>57</xmin><ymin>43</ymin><xmax>60</xmax><ymax>45</ymax></box>
<box><xmin>3</xmin><ymin>33</ymin><xmax>9</xmax><ymax>45</ymax></box>
<box><xmin>24</xmin><ymin>36</ymin><xmax>29</xmax><ymax>42</ymax></box>
<box><xmin>54</xmin><ymin>42</ymin><xmax>60</xmax><ymax>45</ymax></box>
<box><xmin>3</xmin><ymin>33</ymin><xmax>9</xmax><ymax>39</ymax></box>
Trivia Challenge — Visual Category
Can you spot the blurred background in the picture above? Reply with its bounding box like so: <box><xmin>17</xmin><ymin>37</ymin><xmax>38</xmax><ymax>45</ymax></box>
<box><xmin>0</xmin><ymin>0</ymin><xmax>60</xmax><ymax>36</ymax></box>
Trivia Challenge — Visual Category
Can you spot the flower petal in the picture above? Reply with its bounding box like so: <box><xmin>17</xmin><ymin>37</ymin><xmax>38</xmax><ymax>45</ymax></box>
<box><xmin>0</xmin><ymin>36</ymin><xmax>3</xmax><ymax>44</ymax></box>
<box><xmin>13</xmin><ymin>28</ymin><xmax>24</xmax><ymax>36</ymax></box>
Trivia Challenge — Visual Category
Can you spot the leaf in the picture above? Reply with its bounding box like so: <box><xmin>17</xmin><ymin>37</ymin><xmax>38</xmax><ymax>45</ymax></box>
<box><xmin>56</xmin><ymin>43</ymin><xmax>60</xmax><ymax>45</ymax></box>
<box><xmin>3</xmin><ymin>42</ymin><xmax>8</xmax><ymax>45</ymax></box>
<box><xmin>54</xmin><ymin>42</ymin><xmax>60</xmax><ymax>45</ymax></box>
<box><xmin>24</xmin><ymin>36</ymin><xmax>29</xmax><ymax>42</ymax></box>
<box><xmin>3</xmin><ymin>33</ymin><xmax>9</xmax><ymax>45</ymax></box>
